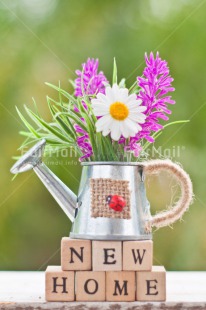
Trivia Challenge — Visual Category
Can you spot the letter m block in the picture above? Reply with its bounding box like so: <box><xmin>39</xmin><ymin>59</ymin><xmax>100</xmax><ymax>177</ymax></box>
<box><xmin>61</xmin><ymin>237</ymin><xmax>92</xmax><ymax>271</ymax></box>
<box><xmin>106</xmin><ymin>271</ymin><xmax>135</xmax><ymax>301</ymax></box>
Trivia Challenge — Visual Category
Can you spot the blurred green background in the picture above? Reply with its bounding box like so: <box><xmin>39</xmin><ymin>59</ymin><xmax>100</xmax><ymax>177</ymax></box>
<box><xmin>0</xmin><ymin>0</ymin><xmax>206</xmax><ymax>271</ymax></box>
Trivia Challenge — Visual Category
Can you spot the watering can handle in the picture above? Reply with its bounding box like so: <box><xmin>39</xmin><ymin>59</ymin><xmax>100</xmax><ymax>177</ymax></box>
<box><xmin>144</xmin><ymin>159</ymin><xmax>193</xmax><ymax>229</ymax></box>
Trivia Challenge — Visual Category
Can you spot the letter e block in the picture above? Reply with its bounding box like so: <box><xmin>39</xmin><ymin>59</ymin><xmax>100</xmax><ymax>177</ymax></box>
<box><xmin>136</xmin><ymin>266</ymin><xmax>166</xmax><ymax>301</ymax></box>
<box><xmin>61</xmin><ymin>237</ymin><xmax>92</xmax><ymax>271</ymax></box>
<box><xmin>76</xmin><ymin>271</ymin><xmax>105</xmax><ymax>301</ymax></box>
<box><xmin>123</xmin><ymin>240</ymin><xmax>153</xmax><ymax>271</ymax></box>
<box><xmin>45</xmin><ymin>266</ymin><xmax>74</xmax><ymax>301</ymax></box>
<box><xmin>106</xmin><ymin>271</ymin><xmax>135</xmax><ymax>301</ymax></box>
<box><xmin>92</xmin><ymin>241</ymin><xmax>122</xmax><ymax>271</ymax></box>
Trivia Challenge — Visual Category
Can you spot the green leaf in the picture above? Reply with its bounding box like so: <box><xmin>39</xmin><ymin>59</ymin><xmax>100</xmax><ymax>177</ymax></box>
<box><xmin>96</xmin><ymin>132</ymin><xmax>106</xmax><ymax>161</ymax></box>
<box><xmin>46</xmin><ymin>96</ymin><xmax>69</xmax><ymax>111</ymax></box>
<box><xmin>129</xmin><ymin>81</ymin><xmax>140</xmax><ymax>94</ymax></box>
<box><xmin>58</xmin><ymin>111</ymin><xmax>88</xmax><ymax>133</ymax></box>
<box><xmin>142</xmin><ymin>120</ymin><xmax>190</xmax><ymax>152</ymax></box>
<box><xmin>47</xmin><ymin>99</ymin><xmax>76</xmax><ymax>141</ymax></box>
<box><xmin>45</xmin><ymin>82</ymin><xmax>77</xmax><ymax>105</ymax></box>
<box><xmin>69</xmin><ymin>79</ymin><xmax>75</xmax><ymax>88</ymax></box>
<box><xmin>16</xmin><ymin>107</ymin><xmax>41</xmax><ymax>139</ymax></box>
<box><xmin>32</xmin><ymin>97</ymin><xmax>40</xmax><ymax>117</ymax></box>
<box><xmin>24</xmin><ymin>107</ymin><xmax>72</xmax><ymax>144</ymax></box>
<box><xmin>19</xmin><ymin>131</ymin><xmax>35</xmax><ymax>137</ymax></box>
<box><xmin>55</xmin><ymin>113</ymin><xmax>76</xmax><ymax>141</ymax></box>
<box><xmin>119</xmin><ymin>78</ymin><xmax>126</xmax><ymax>88</ymax></box>
<box><xmin>112</xmin><ymin>57</ymin><xmax>117</xmax><ymax>85</ymax></box>
<box><xmin>163</xmin><ymin>120</ymin><xmax>189</xmax><ymax>128</ymax></box>
<box><xmin>18</xmin><ymin>139</ymin><xmax>40</xmax><ymax>150</ymax></box>
<box><xmin>11</xmin><ymin>173</ymin><xmax>19</xmax><ymax>181</ymax></box>
<box><xmin>101</xmin><ymin>136</ymin><xmax>119</xmax><ymax>161</ymax></box>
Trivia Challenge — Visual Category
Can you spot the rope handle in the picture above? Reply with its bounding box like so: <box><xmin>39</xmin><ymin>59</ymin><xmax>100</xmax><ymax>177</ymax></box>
<box><xmin>144</xmin><ymin>159</ymin><xmax>193</xmax><ymax>229</ymax></box>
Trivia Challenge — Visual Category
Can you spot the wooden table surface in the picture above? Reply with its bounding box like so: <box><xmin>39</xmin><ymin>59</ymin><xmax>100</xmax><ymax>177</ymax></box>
<box><xmin>0</xmin><ymin>271</ymin><xmax>206</xmax><ymax>309</ymax></box>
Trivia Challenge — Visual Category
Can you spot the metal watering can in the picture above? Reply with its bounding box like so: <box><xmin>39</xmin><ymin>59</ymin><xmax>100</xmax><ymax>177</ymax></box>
<box><xmin>10</xmin><ymin>139</ymin><xmax>193</xmax><ymax>240</ymax></box>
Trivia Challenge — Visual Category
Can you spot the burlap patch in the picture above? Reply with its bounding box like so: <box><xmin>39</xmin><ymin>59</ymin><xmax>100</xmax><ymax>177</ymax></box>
<box><xmin>90</xmin><ymin>178</ymin><xmax>131</xmax><ymax>219</ymax></box>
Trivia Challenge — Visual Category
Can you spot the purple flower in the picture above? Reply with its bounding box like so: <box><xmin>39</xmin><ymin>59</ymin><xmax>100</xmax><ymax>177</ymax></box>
<box><xmin>74</xmin><ymin>125</ymin><xmax>93</xmax><ymax>161</ymax></box>
<box><xmin>135</xmin><ymin>52</ymin><xmax>175</xmax><ymax>143</ymax></box>
<box><xmin>74</xmin><ymin>57</ymin><xmax>108</xmax><ymax>160</ymax></box>
<box><xmin>124</xmin><ymin>140</ymin><xmax>142</xmax><ymax>157</ymax></box>
<box><xmin>122</xmin><ymin>52</ymin><xmax>175</xmax><ymax>156</ymax></box>
<box><xmin>74</xmin><ymin>58</ymin><xmax>108</xmax><ymax>97</ymax></box>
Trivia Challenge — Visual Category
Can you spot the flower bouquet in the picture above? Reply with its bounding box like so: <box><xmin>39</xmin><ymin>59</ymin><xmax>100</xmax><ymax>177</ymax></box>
<box><xmin>16</xmin><ymin>52</ymin><xmax>186</xmax><ymax>162</ymax></box>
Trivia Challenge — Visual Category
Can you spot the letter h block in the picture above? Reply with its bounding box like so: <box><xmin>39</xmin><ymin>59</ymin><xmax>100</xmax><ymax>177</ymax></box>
<box><xmin>45</xmin><ymin>266</ymin><xmax>75</xmax><ymax>301</ymax></box>
<box><xmin>61</xmin><ymin>237</ymin><xmax>92</xmax><ymax>271</ymax></box>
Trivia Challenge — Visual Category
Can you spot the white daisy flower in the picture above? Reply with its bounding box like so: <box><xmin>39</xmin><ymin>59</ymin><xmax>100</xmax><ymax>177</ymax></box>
<box><xmin>91</xmin><ymin>84</ymin><xmax>147</xmax><ymax>141</ymax></box>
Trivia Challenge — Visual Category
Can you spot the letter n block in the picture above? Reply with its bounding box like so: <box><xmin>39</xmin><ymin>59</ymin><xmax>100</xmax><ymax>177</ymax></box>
<box><xmin>106</xmin><ymin>271</ymin><xmax>135</xmax><ymax>301</ymax></box>
<box><xmin>136</xmin><ymin>266</ymin><xmax>166</xmax><ymax>301</ymax></box>
<box><xmin>45</xmin><ymin>266</ymin><xmax>74</xmax><ymax>301</ymax></box>
<box><xmin>76</xmin><ymin>271</ymin><xmax>106</xmax><ymax>301</ymax></box>
<box><xmin>123</xmin><ymin>240</ymin><xmax>153</xmax><ymax>271</ymax></box>
<box><xmin>92</xmin><ymin>241</ymin><xmax>122</xmax><ymax>271</ymax></box>
<box><xmin>61</xmin><ymin>237</ymin><xmax>92</xmax><ymax>271</ymax></box>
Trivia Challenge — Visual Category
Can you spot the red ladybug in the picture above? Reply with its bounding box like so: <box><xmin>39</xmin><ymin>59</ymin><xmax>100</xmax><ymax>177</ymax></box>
<box><xmin>106</xmin><ymin>195</ymin><xmax>126</xmax><ymax>212</ymax></box>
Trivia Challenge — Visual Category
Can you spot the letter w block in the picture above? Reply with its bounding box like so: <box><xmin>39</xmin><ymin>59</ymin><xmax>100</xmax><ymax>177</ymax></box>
<box><xmin>61</xmin><ymin>237</ymin><xmax>92</xmax><ymax>271</ymax></box>
<box><xmin>123</xmin><ymin>240</ymin><xmax>153</xmax><ymax>271</ymax></box>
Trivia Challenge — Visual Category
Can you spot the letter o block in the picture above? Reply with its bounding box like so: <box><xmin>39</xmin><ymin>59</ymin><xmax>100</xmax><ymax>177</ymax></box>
<box><xmin>61</xmin><ymin>237</ymin><xmax>92</xmax><ymax>271</ymax></box>
<box><xmin>76</xmin><ymin>271</ymin><xmax>106</xmax><ymax>301</ymax></box>
<box><xmin>92</xmin><ymin>241</ymin><xmax>122</xmax><ymax>271</ymax></box>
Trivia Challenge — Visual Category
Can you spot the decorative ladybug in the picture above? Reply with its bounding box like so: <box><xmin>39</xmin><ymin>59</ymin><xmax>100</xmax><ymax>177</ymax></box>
<box><xmin>106</xmin><ymin>195</ymin><xmax>126</xmax><ymax>212</ymax></box>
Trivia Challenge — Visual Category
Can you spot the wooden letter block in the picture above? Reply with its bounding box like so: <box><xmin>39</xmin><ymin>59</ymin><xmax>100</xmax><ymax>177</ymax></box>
<box><xmin>92</xmin><ymin>241</ymin><xmax>122</xmax><ymax>271</ymax></box>
<box><xmin>76</xmin><ymin>271</ymin><xmax>105</xmax><ymax>301</ymax></box>
<box><xmin>45</xmin><ymin>266</ymin><xmax>74</xmax><ymax>301</ymax></box>
<box><xmin>61</xmin><ymin>237</ymin><xmax>92</xmax><ymax>271</ymax></box>
<box><xmin>136</xmin><ymin>266</ymin><xmax>166</xmax><ymax>301</ymax></box>
<box><xmin>106</xmin><ymin>271</ymin><xmax>135</xmax><ymax>301</ymax></box>
<box><xmin>123</xmin><ymin>240</ymin><xmax>153</xmax><ymax>271</ymax></box>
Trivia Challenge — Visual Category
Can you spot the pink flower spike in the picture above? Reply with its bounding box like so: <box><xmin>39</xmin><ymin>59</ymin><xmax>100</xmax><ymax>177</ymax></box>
<box><xmin>134</xmin><ymin>52</ymin><xmax>175</xmax><ymax>143</ymax></box>
<box><xmin>74</xmin><ymin>58</ymin><xmax>108</xmax><ymax>97</ymax></box>
<box><xmin>124</xmin><ymin>140</ymin><xmax>142</xmax><ymax>157</ymax></box>
<box><xmin>73</xmin><ymin>58</ymin><xmax>108</xmax><ymax>160</ymax></box>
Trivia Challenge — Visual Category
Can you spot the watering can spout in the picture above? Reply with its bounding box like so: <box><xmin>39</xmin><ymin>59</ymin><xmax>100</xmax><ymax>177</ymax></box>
<box><xmin>10</xmin><ymin>139</ymin><xmax>77</xmax><ymax>222</ymax></box>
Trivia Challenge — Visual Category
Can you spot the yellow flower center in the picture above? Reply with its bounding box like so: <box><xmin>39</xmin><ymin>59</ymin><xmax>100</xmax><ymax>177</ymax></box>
<box><xmin>109</xmin><ymin>102</ymin><xmax>129</xmax><ymax>121</ymax></box>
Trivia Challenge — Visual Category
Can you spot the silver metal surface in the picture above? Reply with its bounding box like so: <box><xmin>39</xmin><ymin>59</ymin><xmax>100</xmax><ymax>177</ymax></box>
<box><xmin>83</xmin><ymin>162</ymin><xmax>143</xmax><ymax>166</ymax></box>
<box><xmin>10</xmin><ymin>139</ymin><xmax>76</xmax><ymax>222</ymax></box>
<box><xmin>10</xmin><ymin>139</ymin><xmax>46</xmax><ymax>174</ymax></box>
<box><xmin>70</xmin><ymin>163</ymin><xmax>152</xmax><ymax>240</ymax></box>
<box><xmin>10</xmin><ymin>139</ymin><xmax>152</xmax><ymax>240</ymax></box>
<box><xmin>33</xmin><ymin>164</ymin><xmax>76</xmax><ymax>222</ymax></box>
